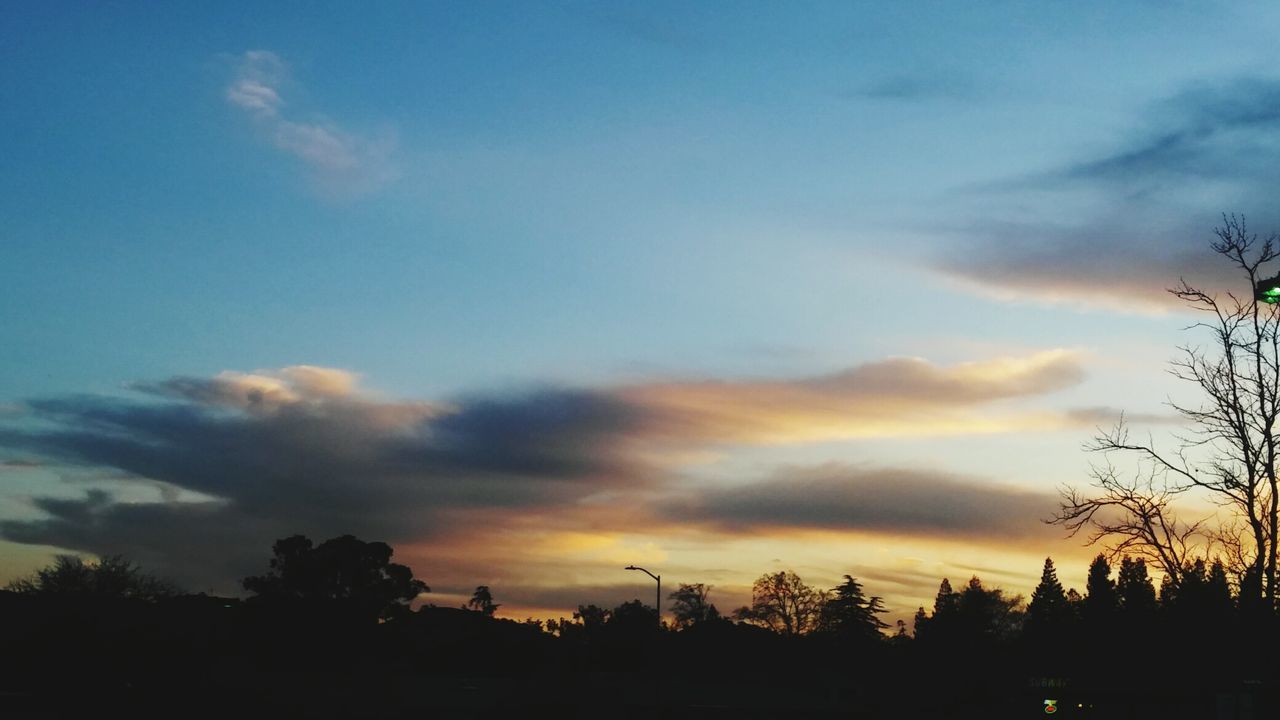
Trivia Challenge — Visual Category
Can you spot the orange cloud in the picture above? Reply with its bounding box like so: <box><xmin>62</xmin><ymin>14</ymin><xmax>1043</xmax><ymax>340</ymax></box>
<box><xmin>621</xmin><ymin>350</ymin><xmax>1085</xmax><ymax>445</ymax></box>
<box><xmin>1</xmin><ymin>350</ymin><xmax>1094</xmax><ymax>608</ymax></box>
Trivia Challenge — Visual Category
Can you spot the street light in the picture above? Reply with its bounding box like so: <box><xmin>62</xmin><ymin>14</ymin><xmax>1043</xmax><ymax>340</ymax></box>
<box><xmin>624</xmin><ymin>565</ymin><xmax>661</xmax><ymax>625</ymax></box>
<box><xmin>1256</xmin><ymin>273</ymin><xmax>1280</xmax><ymax>303</ymax></box>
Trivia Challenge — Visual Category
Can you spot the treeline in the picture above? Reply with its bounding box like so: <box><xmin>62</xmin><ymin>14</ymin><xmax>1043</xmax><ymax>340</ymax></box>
<box><xmin>1</xmin><ymin>536</ymin><xmax>1276</xmax><ymax>718</ymax></box>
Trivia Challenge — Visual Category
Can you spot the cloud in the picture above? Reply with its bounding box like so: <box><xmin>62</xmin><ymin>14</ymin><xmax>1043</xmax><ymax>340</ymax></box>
<box><xmin>1063</xmin><ymin>406</ymin><xmax>1180</xmax><ymax>427</ymax></box>
<box><xmin>935</xmin><ymin>214</ymin><xmax>1241</xmax><ymax>312</ymax></box>
<box><xmin>933</xmin><ymin>76</ymin><xmax>1280</xmax><ymax>310</ymax></box>
<box><xmin>225</xmin><ymin>50</ymin><xmax>286</xmax><ymax>116</ymax></box>
<box><xmin>225</xmin><ymin>50</ymin><xmax>397</xmax><ymax>197</ymax></box>
<box><xmin>621</xmin><ymin>349</ymin><xmax>1085</xmax><ymax>444</ymax></box>
<box><xmin>1</xmin><ymin>459</ymin><xmax>41</xmax><ymax>469</ymax></box>
<box><xmin>658</xmin><ymin>463</ymin><xmax>1060</xmax><ymax>542</ymax></box>
<box><xmin>0</xmin><ymin>369</ymin><xmax>655</xmax><ymax>591</ymax></box>
<box><xmin>1062</xmin><ymin>77</ymin><xmax>1280</xmax><ymax>187</ymax></box>
<box><xmin>0</xmin><ymin>353</ymin><xmax>1084</xmax><ymax>593</ymax></box>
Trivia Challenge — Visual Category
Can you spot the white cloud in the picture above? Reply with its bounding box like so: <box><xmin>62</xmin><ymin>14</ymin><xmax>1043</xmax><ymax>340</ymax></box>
<box><xmin>225</xmin><ymin>50</ymin><xmax>398</xmax><ymax>197</ymax></box>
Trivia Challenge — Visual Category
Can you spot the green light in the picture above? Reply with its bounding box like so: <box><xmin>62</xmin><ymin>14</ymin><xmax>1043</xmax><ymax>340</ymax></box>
<box><xmin>1257</xmin><ymin>275</ymin><xmax>1280</xmax><ymax>303</ymax></box>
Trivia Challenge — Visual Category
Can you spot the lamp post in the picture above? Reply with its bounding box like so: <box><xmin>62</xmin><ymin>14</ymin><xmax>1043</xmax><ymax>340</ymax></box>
<box><xmin>625</xmin><ymin>565</ymin><xmax>661</xmax><ymax>626</ymax></box>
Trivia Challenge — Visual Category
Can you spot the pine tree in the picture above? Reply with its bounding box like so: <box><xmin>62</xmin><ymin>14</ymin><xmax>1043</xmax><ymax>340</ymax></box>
<box><xmin>934</xmin><ymin>578</ymin><xmax>959</xmax><ymax>617</ymax></box>
<box><xmin>1082</xmin><ymin>554</ymin><xmax>1118</xmax><ymax>623</ymax></box>
<box><xmin>912</xmin><ymin>606</ymin><xmax>930</xmax><ymax>639</ymax></box>
<box><xmin>1027</xmin><ymin>557</ymin><xmax>1073</xmax><ymax>637</ymax></box>
<box><xmin>1206</xmin><ymin>560</ymin><xmax>1234</xmax><ymax>618</ymax></box>
<box><xmin>1116</xmin><ymin>557</ymin><xmax>1157</xmax><ymax>616</ymax></box>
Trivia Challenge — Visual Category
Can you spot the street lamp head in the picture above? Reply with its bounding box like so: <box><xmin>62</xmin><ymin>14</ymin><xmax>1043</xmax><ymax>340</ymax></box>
<box><xmin>1256</xmin><ymin>273</ymin><xmax>1280</xmax><ymax>303</ymax></box>
<box><xmin>624</xmin><ymin>565</ymin><xmax>637</xmax><ymax>570</ymax></box>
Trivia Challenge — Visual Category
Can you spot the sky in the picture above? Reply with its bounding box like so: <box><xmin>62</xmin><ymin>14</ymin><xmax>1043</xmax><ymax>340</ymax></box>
<box><xmin>4</xmin><ymin>1</ymin><xmax>1280</xmax><ymax>625</ymax></box>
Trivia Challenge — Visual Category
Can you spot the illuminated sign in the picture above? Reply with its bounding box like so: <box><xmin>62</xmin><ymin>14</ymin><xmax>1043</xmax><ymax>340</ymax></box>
<box><xmin>1044</xmin><ymin>699</ymin><xmax>1058</xmax><ymax>714</ymax></box>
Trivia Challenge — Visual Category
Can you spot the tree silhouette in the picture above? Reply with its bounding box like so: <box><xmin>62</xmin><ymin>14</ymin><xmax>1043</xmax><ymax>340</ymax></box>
<box><xmin>733</xmin><ymin>570</ymin><xmax>827</xmax><ymax>636</ymax></box>
<box><xmin>1082</xmin><ymin>554</ymin><xmax>1118</xmax><ymax>624</ymax></box>
<box><xmin>609</xmin><ymin>599</ymin><xmax>659</xmax><ymax>632</ymax></box>
<box><xmin>466</xmin><ymin>585</ymin><xmax>499</xmax><ymax>617</ymax></box>
<box><xmin>668</xmin><ymin>583</ymin><xmax>720</xmax><ymax>629</ymax></box>
<box><xmin>1053</xmin><ymin>217</ymin><xmax>1280</xmax><ymax>606</ymax></box>
<box><xmin>572</xmin><ymin>603</ymin><xmax>611</xmax><ymax>634</ymax></box>
<box><xmin>1026</xmin><ymin>558</ymin><xmax>1075</xmax><ymax>647</ymax></box>
<box><xmin>915</xmin><ymin>576</ymin><xmax>1022</xmax><ymax>645</ymax></box>
<box><xmin>957</xmin><ymin>576</ymin><xmax>1023</xmax><ymax>642</ymax></box>
<box><xmin>819</xmin><ymin>575</ymin><xmax>889</xmax><ymax>639</ymax></box>
<box><xmin>934</xmin><ymin>577</ymin><xmax>959</xmax><ymax>617</ymax></box>
<box><xmin>1162</xmin><ymin>558</ymin><xmax>1235</xmax><ymax>627</ymax></box>
<box><xmin>1116</xmin><ymin>556</ymin><xmax>1157</xmax><ymax>617</ymax></box>
<box><xmin>1206</xmin><ymin>559</ymin><xmax>1234</xmax><ymax>618</ymax></box>
<box><xmin>5</xmin><ymin>554</ymin><xmax>177</xmax><ymax>600</ymax></box>
<box><xmin>242</xmin><ymin>534</ymin><xmax>427</xmax><ymax>621</ymax></box>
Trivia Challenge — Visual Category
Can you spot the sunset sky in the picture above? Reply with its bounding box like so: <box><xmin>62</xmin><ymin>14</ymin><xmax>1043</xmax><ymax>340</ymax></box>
<box><xmin>5</xmin><ymin>1</ymin><xmax>1280</xmax><ymax>626</ymax></box>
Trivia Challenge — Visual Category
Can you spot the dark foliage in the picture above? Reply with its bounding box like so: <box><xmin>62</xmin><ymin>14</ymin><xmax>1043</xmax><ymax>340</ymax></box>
<box><xmin>6</xmin><ymin>554</ymin><xmax>178</xmax><ymax>600</ymax></box>
<box><xmin>242</xmin><ymin>534</ymin><xmax>428</xmax><ymax>622</ymax></box>
<box><xmin>4</xmin><ymin>547</ymin><xmax>1280</xmax><ymax>718</ymax></box>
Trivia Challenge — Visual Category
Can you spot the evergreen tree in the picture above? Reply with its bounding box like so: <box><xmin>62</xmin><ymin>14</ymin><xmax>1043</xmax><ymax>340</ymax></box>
<box><xmin>1027</xmin><ymin>557</ymin><xmax>1074</xmax><ymax>637</ymax></box>
<box><xmin>956</xmin><ymin>576</ymin><xmax>1024</xmax><ymax>643</ymax></box>
<box><xmin>934</xmin><ymin>578</ymin><xmax>959</xmax><ymax>617</ymax></box>
<box><xmin>1082</xmin><ymin>554</ymin><xmax>1118</xmax><ymax>623</ymax></box>
<box><xmin>1206</xmin><ymin>560</ymin><xmax>1234</xmax><ymax>618</ymax></box>
<box><xmin>1116</xmin><ymin>557</ymin><xmax>1157</xmax><ymax>616</ymax></box>
<box><xmin>912</xmin><ymin>606</ymin><xmax>930</xmax><ymax>639</ymax></box>
<box><xmin>820</xmin><ymin>575</ymin><xmax>889</xmax><ymax>639</ymax></box>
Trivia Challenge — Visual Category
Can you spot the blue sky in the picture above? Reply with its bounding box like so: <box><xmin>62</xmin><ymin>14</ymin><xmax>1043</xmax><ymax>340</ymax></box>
<box><xmin>4</xmin><ymin>1</ymin><xmax>1280</xmax><ymax>620</ymax></box>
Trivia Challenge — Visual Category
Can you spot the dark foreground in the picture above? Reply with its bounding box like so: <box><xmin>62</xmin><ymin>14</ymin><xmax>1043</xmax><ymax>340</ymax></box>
<box><xmin>1</xmin><ymin>593</ymin><xmax>1271</xmax><ymax>719</ymax></box>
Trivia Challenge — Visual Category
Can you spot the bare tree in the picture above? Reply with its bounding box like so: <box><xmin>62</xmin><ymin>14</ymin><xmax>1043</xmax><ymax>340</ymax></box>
<box><xmin>668</xmin><ymin>582</ymin><xmax>720</xmax><ymax>629</ymax></box>
<box><xmin>1051</xmin><ymin>456</ymin><xmax>1203</xmax><ymax>582</ymax></box>
<box><xmin>1051</xmin><ymin>216</ymin><xmax>1280</xmax><ymax>606</ymax></box>
<box><xmin>733</xmin><ymin>570</ymin><xmax>828</xmax><ymax>636</ymax></box>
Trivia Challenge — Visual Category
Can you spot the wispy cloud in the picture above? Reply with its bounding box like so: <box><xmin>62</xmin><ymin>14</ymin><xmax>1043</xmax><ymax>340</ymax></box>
<box><xmin>225</xmin><ymin>50</ymin><xmax>398</xmax><ymax>197</ymax></box>
<box><xmin>622</xmin><ymin>350</ymin><xmax>1085</xmax><ymax>444</ymax></box>
<box><xmin>852</xmin><ymin>70</ymin><xmax>975</xmax><ymax>102</ymax></box>
<box><xmin>932</xmin><ymin>76</ymin><xmax>1280</xmax><ymax>310</ymax></box>
<box><xmin>1</xmin><ymin>459</ymin><xmax>41</xmax><ymax>469</ymax></box>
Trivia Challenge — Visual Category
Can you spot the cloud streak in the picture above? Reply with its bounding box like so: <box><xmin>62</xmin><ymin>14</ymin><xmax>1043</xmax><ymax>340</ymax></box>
<box><xmin>622</xmin><ymin>350</ymin><xmax>1084</xmax><ymax>443</ymax></box>
<box><xmin>933</xmin><ymin>76</ymin><xmax>1280</xmax><ymax>310</ymax></box>
<box><xmin>226</xmin><ymin>50</ymin><xmax>397</xmax><ymax>197</ymax></box>
<box><xmin>659</xmin><ymin>463</ymin><xmax>1060</xmax><ymax>542</ymax></box>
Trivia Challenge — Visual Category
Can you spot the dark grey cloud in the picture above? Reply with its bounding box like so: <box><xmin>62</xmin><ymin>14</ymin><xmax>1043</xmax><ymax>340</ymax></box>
<box><xmin>934</xmin><ymin>76</ymin><xmax>1280</xmax><ymax>308</ymax></box>
<box><xmin>659</xmin><ymin>463</ymin><xmax>1059</xmax><ymax>541</ymax></box>
<box><xmin>0</xmin><ymin>372</ymin><xmax>654</xmax><ymax>593</ymax></box>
